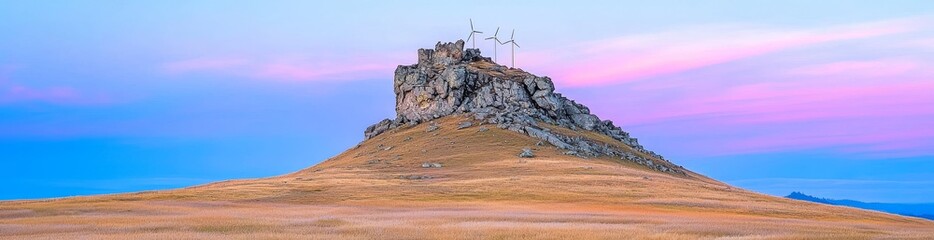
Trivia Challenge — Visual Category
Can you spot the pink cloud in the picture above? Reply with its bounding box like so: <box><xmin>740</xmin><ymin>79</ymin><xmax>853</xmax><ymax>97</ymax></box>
<box><xmin>605</xmin><ymin>74</ymin><xmax>934</xmax><ymax>157</ymax></box>
<box><xmin>252</xmin><ymin>62</ymin><xmax>397</xmax><ymax>82</ymax></box>
<box><xmin>789</xmin><ymin>59</ymin><xmax>918</xmax><ymax>77</ymax></box>
<box><xmin>903</xmin><ymin>37</ymin><xmax>934</xmax><ymax>51</ymax></box>
<box><xmin>844</xmin><ymin>137</ymin><xmax>934</xmax><ymax>158</ymax></box>
<box><xmin>0</xmin><ymin>65</ymin><xmax>109</xmax><ymax>105</ymax></box>
<box><xmin>0</xmin><ymin>83</ymin><xmax>110</xmax><ymax>105</ymax></box>
<box><xmin>604</xmin><ymin>77</ymin><xmax>932</xmax><ymax>129</ymax></box>
<box><xmin>720</xmin><ymin>124</ymin><xmax>934</xmax><ymax>157</ymax></box>
<box><xmin>161</xmin><ymin>53</ymin><xmax>409</xmax><ymax>82</ymax></box>
<box><xmin>521</xmin><ymin>17</ymin><xmax>930</xmax><ymax>88</ymax></box>
<box><xmin>2</xmin><ymin>85</ymin><xmax>80</xmax><ymax>103</ymax></box>
<box><xmin>570</xmin><ymin>30</ymin><xmax>934</xmax><ymax>158</ymax></box>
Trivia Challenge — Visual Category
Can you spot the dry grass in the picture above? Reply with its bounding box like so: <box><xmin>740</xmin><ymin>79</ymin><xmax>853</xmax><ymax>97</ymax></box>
<box><xmin>1</xmin><ymin>116</ymin><xmax>932</xmax><ymax>239</ymax></box>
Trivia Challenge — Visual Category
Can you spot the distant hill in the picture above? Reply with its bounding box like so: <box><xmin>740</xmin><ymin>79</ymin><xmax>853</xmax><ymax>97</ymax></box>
<box><xmin>787</xmin><ymin>192</ymin><xmax>934</xmax><ymax>220</ymax></box>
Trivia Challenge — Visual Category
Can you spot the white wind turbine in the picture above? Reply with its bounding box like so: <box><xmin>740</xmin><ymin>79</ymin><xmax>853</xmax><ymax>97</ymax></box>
<box><xmin>485</xmin><ymin>27</ymin><xmax>503</xmax><ymax>62</ymax></box>
<box><xmin>501</xmin><ymin>29</ymin><xmax>520</xmax><ymax>68</ymax></box>
<box><xmin>466</xmin><ymin>19</ymin><xmax>483</xmax><ymax>48</ymax></box>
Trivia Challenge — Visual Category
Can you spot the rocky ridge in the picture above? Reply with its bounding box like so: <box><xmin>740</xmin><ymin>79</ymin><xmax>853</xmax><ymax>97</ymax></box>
<box><xmin>365</xmin><ymin>40</ymin><xmax>684</xmax><ymax>175</ymax></box>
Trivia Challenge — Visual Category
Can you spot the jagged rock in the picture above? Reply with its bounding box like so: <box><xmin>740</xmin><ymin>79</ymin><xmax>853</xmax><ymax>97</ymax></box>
<box><xmin>519</xmin><ymin>148</ymin><xmax>534</xmax><ymax>158</ymax></box>
<box><xmin>364</xmin><ymin>40</ymin><xmax>684</xmax><ymax>175</ymax></box>
<box><xmin>402</xmin><ymin>175</ymin><xmax>433</xmax><ymax>180</ymax></box>
<box><xmin>426</xmin><ymin>123</ymin><xmax>440</xmax><ymax>132</ymax></box>
<box><xmin>421</xmin><ymin>162</ymin><xmax>443</xmax><ymax>168</ymax></box>
<box><xmin>457</xmin><ymin>121</ymin><xmax>473</xmax><ymax>129</ymax></box>
<box><xmin>364</xmin><ymin>119</ymin><xmax>392</xmax><ymax>140</ymax></box>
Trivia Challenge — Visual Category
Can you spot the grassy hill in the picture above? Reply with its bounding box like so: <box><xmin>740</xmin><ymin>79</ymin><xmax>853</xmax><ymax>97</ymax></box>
<box><xmin>1</xmin><ymin>116</ymin><xmax>932</xmax><ymax>239</ymax></box>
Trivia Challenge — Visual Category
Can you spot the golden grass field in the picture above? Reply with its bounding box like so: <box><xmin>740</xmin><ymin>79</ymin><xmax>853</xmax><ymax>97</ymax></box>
<box><xmin>1</xmin><ymin>116</ymin><xmax>932</xmax><ymax>239</ymax></box>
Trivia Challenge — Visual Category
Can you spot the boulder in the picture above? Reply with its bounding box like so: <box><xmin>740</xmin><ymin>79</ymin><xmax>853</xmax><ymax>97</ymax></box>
<box><xmin>421</xmin><ymin>162</ymin><xmax>442</xmax><ymax>168</ymax></box>
<box><xmin>519</xmin><ymin>148</ymin><xmax>534</xmax><ymax>158</ymax></box>
<box><xmin>426</xmin><ymin>123</ymin><xmax>440</xmax><ymax>132</ymax></box>
<box><xmin>457</xmin><ymin>121</ymin><xmax>473</xmax><ymax>129</ymax></box>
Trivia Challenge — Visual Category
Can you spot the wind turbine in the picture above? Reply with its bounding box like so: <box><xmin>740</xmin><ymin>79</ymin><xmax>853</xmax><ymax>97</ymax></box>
<box><xmin>502</xmin><ymin>29</ymin><xmax>520</xmax><ymax>68</ymax></box>
<box><xmin>485</xmin><ymin>27</ymin><xmax>503</xmax><ymax>62</ymax></box>
<box><xmin>466</xmin><ymin>19</ymin><xmax>483</xmax><ymax>49</ymax></box>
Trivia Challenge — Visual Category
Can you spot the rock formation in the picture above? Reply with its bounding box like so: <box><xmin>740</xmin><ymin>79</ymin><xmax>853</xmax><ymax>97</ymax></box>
<box><xmin>365</xmin><ymin>40</ymin><xmax>685</xmax><ymax>175</ymax></box>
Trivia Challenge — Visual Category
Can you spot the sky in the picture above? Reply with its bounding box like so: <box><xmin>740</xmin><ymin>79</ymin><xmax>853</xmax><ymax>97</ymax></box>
<box><xmin>1</xmin><ymin>1</ymin><xmax>933</xmax><ymax>203</ymax></box>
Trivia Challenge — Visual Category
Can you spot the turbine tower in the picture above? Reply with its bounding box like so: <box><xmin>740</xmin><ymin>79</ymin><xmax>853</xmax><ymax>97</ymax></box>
<box><xmin>466</xmin><ymin>19</ymin><xmax>483</xmax><ymax>49</ymax></box>
<box><xmin>502</xmin><ymin>29</ymin><xmax>520</xmax><ymax>68</ymax></box>
<box><xmin>485</xmin><ymin>27</ymin><xmax>503</xmax><ymax>62</ymax></box>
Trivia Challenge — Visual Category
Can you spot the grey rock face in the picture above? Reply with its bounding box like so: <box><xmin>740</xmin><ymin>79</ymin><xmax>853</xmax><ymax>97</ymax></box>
<box><xmin>363</xmin><ymin>40</ymin><xmax>684</xmax><ymax>175</ymax></box>
<box><xmin>457</xmin><ymin>121</ymin><xmax>473</xmax><ymax>129</ymax></box>
<box><xmin>519</xmin><ymin>148</ymin><xmax>534</xmax><ymax>158</ymax></box>
<box><xmin>426</xmin><ymin>123</ymin><xmax>440</xmax><ymax>132</ymax></box>
<box><xmin>402</xmin><ymin>175</ymin><xmax>433</xmax><ymax>180</ymax></box>
<box><xmin>421</xmin><ymin>162</ymin><xmax>442</xmax><ymax>168</ymax></box>
<box><xmin>365</xmin><ymin>119</ymin><xmax>393</xmax><ymax>140</ymax></box>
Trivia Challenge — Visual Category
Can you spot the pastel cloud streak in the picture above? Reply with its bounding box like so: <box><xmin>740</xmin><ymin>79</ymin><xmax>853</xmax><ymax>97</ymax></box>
<box><xmin>0</xmin><ymin>65</ymin><xmax>104</xmax><ymax>105</ymax></box>
<box><xmin>522</xmin><ymin>17</ymin><xmax>931</xmax><ymax>88</ymax></box>
<box><xmin>538</xmin><ymin>17</ymin><xmax>934</xmax><ymax>159</ymax></box>
<box><xmin>153</xmin><ymin>16</ymin><xmax>934</xmax><ymax>159</ymax></box>
<box><xmin>162</xmin><ymin>54</ymin><xmax>409</xmax><ymax>82</ymax></box>
<box><xmin>2</xmin><ymin>85</ymin><xmax>81</xmax><ymax>104</ymax></box>
<box><xmin>593</xmin><ymin>58</ymin><xmax>934</xmax><ymax>157</ymax></box>
<box><xmin>789</xmin><ymin>59</ymin><xmax>919</xmax><ymax>77</ymax></box>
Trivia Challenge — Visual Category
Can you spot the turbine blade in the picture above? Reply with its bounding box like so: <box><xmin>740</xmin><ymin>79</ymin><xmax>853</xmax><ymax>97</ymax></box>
<box><xmin>475</xmin><ymin>31</ymin><xmax>483</xmax><ymax>34</ymax></box>
<box><xmin>485</xmin><ymin>36</ymin><xmax>494</xmax><ymax>40</ymax></box>
<box><xmin>511</xmin><ymin>29</ymin><xmax>515</xmax><ymax>39</ymax></box>
<box><xmin>468</xmin><ymin>32</ymin><xmax>474</xmax><ymax>40</ymax></box>
<box><xmin>470</xmin><ymin>19</ymin><xmax>474</xmax><ymax>30</ymax></box>
<box><xmin>514</xmin><ymin>42</ymin><xmax>520</xmax><ymax>48</ymax></box>
<box><xmin>494</xmin><ymin>27</ymin><xmax>499</xmax><ymax>36</ymax></box>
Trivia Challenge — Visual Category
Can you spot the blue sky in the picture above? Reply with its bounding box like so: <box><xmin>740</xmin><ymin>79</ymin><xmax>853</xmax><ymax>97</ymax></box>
<box><xmin>1</xmin><ymin>1</ymin><xmax>933</xmax><ymax>202</ymax></box>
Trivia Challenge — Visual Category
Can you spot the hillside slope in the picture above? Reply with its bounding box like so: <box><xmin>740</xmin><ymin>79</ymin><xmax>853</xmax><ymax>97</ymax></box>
<box><xmin>1</xmin><ymin>117</ymin><xmax>932</xmax><ymax>239</ymax></box>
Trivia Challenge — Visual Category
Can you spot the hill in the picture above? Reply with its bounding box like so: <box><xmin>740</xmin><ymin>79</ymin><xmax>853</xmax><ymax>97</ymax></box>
<box><xmin>787</xmin><ymin>192</ymin><xmax>934</xmax><ymax>220</ymax></box>
<box><xmin>1</xmin><ymin>40</ymin><xmax>932</xmax><ymax>239</ymax></box>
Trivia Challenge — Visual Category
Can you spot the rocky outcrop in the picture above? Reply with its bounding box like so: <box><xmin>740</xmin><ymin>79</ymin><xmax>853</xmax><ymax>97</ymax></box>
<box><xmin>519</xmin><ymin>148</ymin><xmax>535</xmax><ymax>158</ymax></box>
<box><xmin>365</xmin><ymin>40</ymin><xmax>685</xmax><ymax>175</ymax></box>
